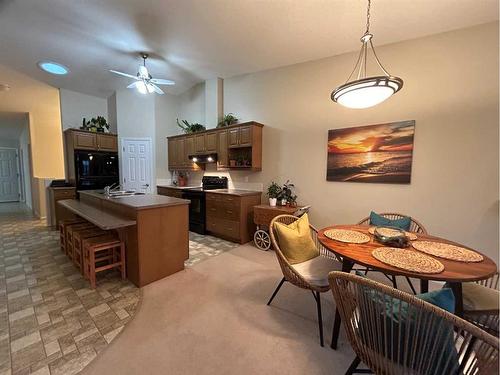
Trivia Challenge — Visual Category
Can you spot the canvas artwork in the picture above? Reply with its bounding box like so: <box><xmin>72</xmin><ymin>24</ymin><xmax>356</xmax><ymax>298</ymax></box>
<box><xmin>326</xmin><ymin>120</ymin><xmax>415</xmax><ymax>183</ymax></box>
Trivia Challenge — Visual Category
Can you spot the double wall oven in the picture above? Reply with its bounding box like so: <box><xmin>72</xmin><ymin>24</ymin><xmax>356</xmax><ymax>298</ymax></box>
<box><xmin>181</xmin><ymin>176</ymin><xmax>228</xmax><ymax>234</ymax></box>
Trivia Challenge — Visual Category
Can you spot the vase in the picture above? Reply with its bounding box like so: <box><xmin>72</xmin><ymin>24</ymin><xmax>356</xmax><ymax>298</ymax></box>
<box><xmin>269</xmin><ymin>198</ymin><xmax>277</xmax><ymax>207</ymax></box>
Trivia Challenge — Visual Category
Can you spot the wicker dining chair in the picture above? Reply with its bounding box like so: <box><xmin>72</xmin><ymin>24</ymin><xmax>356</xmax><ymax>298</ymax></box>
<box><xmin>357</xmin><ymin>212</ymin><xmax>428</xmax><ymax>294</ymax></box>
<box><xmin>268</xmin><ymin>214</ymin><xmax>342</xmax><ymax>346</ymax></box>
<box><xmin>329</xmin><ymin>271</ymin><xmax>500</xmax><ymax>375</ymax></box>
<box><xmin>461</xmin><ymin>271</ymin><xmax>499</xmax><ymax>336</ymax></box>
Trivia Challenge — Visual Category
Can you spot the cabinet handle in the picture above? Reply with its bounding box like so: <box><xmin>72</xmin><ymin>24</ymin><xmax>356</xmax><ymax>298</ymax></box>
<box><xmin>210</xmin><ymin>208</ymin><xmax>216</xmax><ymax>211</ymax></box>
<box><xmin>226</xmin><ymin>210</ymin><xmax>233</xmax><ymax>214</ymax></box>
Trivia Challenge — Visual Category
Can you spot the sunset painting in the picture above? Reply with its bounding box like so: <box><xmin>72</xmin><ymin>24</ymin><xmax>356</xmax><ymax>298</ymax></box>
<box><xmin>327</xmin><ymin>121</ymin><xmax>415</xmax><ymax>183</ymax></box>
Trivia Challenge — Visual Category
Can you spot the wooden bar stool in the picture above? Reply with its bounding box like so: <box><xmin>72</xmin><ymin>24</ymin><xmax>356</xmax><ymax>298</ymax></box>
<box><xmin>72</xmin><ymin>227</ymin><xmax>106</xmax><ymax>273</ymax></box>
<box><xmin>82</xmin><ymin>235</ymin><xmax>126</xmax><ymax>288</ymax></box>
<box><xmin>59</xmin><ymin>218</ymin><xmax>86</xmax><ymax>253</ymax></box>
<box><xmin>66</xmin><ymin>222</ymin><xmax>95</xmax><ymax>260</ymax></box>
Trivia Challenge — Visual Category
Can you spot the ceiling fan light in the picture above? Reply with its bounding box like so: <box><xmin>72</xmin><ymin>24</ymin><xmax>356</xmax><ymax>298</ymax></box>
<box><xmin>332</xmin><ymin>76</ymin><xmax>403</xmax><ymax>109</ymax></box>
<box><xmin>136</xmin><ymin>81</ymin><xmax>148</xmax><ymax>95</ymax></box>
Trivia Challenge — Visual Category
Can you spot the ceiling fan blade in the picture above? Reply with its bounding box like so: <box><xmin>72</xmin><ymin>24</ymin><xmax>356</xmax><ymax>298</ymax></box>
<box><xmin>149</xmin><ymin>78</ymin><xmax>175</xmax><ymax>85</ymax></box>
<box><xmin>109</xmin><ymin>70</ymin><xmax>138</xmax><ymax>80</ymax></box>
<box><xmin>127</xmin><ymin>81</ymin><xmax>139</xmax><ymax>89</ymax></box>
<box><xmin>149</xmin><ymin>83</ymin><xmax>164</xmax><ymax>95</ymax></box>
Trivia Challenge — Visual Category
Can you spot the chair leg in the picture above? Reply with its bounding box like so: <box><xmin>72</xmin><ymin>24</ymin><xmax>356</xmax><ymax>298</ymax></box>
<box><xmin>89</xmin><ymin>247</ymin><xmax>96</xmax><ymax>289</ymax></box>
<box><xmin>267</xmin><ymin>277</ymin><xmax>285</xmax><ymax>305</ymax></box>
<box><xmin>313</xmin><ymin>291</ymin><xmax>324</xmax><ymax>347</ymax></box>
<box><xmin>390</xmin><ymin>275</ymin><xmax>398</xmax><ymax>289</ymax></box>
<box><xmin>345</xmin><ymin>356</ymin><xmax>361</xmax><ymax>375</ymax></box>
<box><xmin>120</xmin><ymin>242</ymin><xmax>126</xmax><ymax>280</ymax></box>
<box><xmin>405</xmin><ymin>276</ymin><xmax>417</xmax><ymax>294</ymax></box>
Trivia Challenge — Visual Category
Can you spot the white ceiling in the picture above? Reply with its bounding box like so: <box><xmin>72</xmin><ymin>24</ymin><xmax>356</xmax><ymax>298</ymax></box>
<box><xmin>0</xmin><ymin>0</ymin><xmax>497</xmax><ymax>98</ymax></box>
<box><xmin>0</xmin><ymin>113</ymin><xmax>27</xmax><ymax>141</ymax></box>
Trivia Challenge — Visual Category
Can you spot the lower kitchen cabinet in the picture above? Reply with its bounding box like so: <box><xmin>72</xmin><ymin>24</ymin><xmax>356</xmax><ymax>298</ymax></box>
<box><xmin>157</xmin><ymin>186</ymin><xmax>183</xmax><ymax>198</ymax></box>
<box><xmin>206</xmin><ymin>192</ymin><xmax>261</xmax><ymax>244</ymax></box>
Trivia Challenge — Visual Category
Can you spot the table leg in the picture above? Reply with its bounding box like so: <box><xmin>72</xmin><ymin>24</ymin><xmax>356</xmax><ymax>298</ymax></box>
<box><xmin>448</xmin><ymin>282</ymin><xmax>464</xmax><ymax>317</ymax></box>
<box><xmin>420</xmin><ymin>279</ymin><xmax>429</xmax><ymax>294</ymax></box>
<box><xmin>331</xmin><ymin>259</ymin><xmax>354</xmax><ymax>350</ymax></box>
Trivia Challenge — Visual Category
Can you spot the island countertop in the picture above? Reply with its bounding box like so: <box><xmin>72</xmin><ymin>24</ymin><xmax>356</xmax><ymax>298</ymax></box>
<box><xmin>79</xmin><ymin>190</ymin><xmax>190</xmax><ymax>210</ymax></box>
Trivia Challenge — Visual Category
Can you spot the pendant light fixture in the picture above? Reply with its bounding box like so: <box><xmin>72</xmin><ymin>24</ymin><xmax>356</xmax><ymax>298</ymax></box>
<box><xmin>331</xmin><ymin>0</ymin><xmax>403</xmax><ymax>109</ymax></box>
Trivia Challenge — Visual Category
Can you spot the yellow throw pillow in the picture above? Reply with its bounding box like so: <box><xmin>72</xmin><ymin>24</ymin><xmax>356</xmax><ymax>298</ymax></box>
<box><xmin>273</xmin><ymin>214</ymin><xmax>319</xmax><ymax>265</ymax></box>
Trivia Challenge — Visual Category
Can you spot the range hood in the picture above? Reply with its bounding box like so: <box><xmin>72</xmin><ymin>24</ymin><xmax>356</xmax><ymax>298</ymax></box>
<box><xmin>189</xmin><ymin>153</ymin><xmax>218</xmax><ymax>163</ymax></box>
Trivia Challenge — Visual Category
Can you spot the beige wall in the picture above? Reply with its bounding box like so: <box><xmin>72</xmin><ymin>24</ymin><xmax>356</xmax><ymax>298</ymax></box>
<box><xmin>177</xmin><ymin>82</ymin><xmax>205</xmax><ymax>126</ymax></box>
<box><xmin>0</xmin><ymin>64</ymin><xmax>64</xmax><ymax>179</ymax></box>
<box><xmin>155</xmin><ymin>94</ymin><xmax>179</xmax><ymax>180</ymax></box>
<box><xmin>222</xmin><ymin>22</ymin><xmax>499</xmax><ymax>263</ymax></box>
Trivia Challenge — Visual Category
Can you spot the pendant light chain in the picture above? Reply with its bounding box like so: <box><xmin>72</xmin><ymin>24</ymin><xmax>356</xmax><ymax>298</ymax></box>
<box><xmin>365</xmin><ymin>0</ymin><xmax>371</xmax><ymax>35</ymax></box>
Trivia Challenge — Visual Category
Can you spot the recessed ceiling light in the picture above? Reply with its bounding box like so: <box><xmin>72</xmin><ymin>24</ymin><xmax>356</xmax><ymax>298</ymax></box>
<box><xmin>37</xmin><ymin>61</ymin><xmax>69</xmax><ymax>75</ymax></box>
<box><xmin>0</xmin><ymin>84</ymin><xmax>10</xmax><ymax>92</ymax></box>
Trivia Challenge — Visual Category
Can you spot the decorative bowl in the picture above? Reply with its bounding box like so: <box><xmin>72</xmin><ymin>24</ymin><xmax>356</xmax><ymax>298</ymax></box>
<box><xmin>373</xmin><ymin>226</ymin><xmax>409</xmax><ymax>248</ymax></box>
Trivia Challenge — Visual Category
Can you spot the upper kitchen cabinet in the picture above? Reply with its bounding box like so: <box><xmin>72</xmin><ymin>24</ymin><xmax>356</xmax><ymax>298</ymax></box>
<box><xmin>65</xmin><ymin>129</ymin><xmax>118</xmax><ymax>152</ymax></box>
<box><xmin>167</xmin><ymin>122</ymin><xmax>263</xmax><ymax>171</ymax></box>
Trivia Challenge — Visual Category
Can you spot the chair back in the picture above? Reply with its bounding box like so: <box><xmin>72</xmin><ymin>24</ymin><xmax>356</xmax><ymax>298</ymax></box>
<box><xmin>357</xmin><ymin>212</ymin><xmax>427</xmax><ymax>234</ymax></box>
<box><xmin>329</xmin><ymin>271</ymin><xmax>499</xmax><ymax>375</ymax></box>
<box><xmin>269</xmin><ymin>214</ymin><xmax>330</xmax><ymax>292</ymax></box>
<box><xmin>293</xmin><ymin>205</ymin><xmax>311</xmax><ymax>217</ymax></box>
<box><xmin>466</xmin><ymin>271</ymin><xmax>500</xmax><ymax>336</ymax></box>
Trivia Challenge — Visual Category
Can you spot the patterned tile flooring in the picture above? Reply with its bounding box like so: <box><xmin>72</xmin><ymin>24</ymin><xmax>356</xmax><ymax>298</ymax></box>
<box><xmin>0</xmin><ymin>203</ymin><xmax>238</xmax><ymax>375</ymax></box>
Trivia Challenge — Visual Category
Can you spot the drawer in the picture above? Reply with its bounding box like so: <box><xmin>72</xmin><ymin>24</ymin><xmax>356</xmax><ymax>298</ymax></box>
<box><xmin>207</xmin><ymin>218</ymin><xmax>240</xmax><ymax>240</ymax></box>
<box><xmin>54</xmin><ymin>189</ymin><xmax>76</xmax><ymax>200</ymax></box>
<box><xmin>157</xmin><ymin>187</ymin><xmax>183</xmax><ymax>198</ymax></box>
<box><xmin>206</xmin><ymin>193</ymin><xmax>222</xmax><ymax>202</ymax></box>
<box><xmin>206</xmin><ymin>199</ymin><xmax>239</xmax><ymax>220</ymax></box>
<box><xmin>206</xmin><ymin>201</ymin><xmax>220</xmax><ymax>217</ymax></box>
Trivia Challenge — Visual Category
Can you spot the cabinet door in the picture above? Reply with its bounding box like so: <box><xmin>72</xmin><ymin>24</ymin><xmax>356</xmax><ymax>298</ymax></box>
<box><xmin>184</xmin><ymin>136</ymin><xmax>196</xmax><ymax>166</ymax></box>
<box><xmin>97</xmin><ymin>134</ymin><xmax>117</xmax><ymax>151</ymax></box>
<box><xmin>217</xmin><ymin>130</ymin><xmax>228</xmax><ymax>167</ymax></box>
<box><xmin>175</xmin><ymin>138</ymin><xmax>185</xmax><ymax>167</ymax></box>
<box><xmin>228</xmin><ymin>129</ymin><xmax>239</xmax><ymax>147</ymax></box>
<box><xmin>239</xmin><ymin>126</ymin><xmax>252</xmax><ymax>146</ymax></box>
<box><xmin>205</xmin><ymin>132</ymin><xmax>217</xmax><ymax>152</ymax></box>
<box><xmin>194</xmin><ymin>134</ymin><xmax>205</xmax><ymax>153</ymax></box>
<box><xmin>168</xmin><ymin>138</ymin><xmax>177</xmax><ymax>169</ymax></box>
<box><xmin>73</xmin><ymin>132</ymin><xmax>97</xmax><ymax>150</ymax></box>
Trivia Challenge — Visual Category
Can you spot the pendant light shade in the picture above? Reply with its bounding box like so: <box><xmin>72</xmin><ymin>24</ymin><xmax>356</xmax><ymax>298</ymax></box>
<box><xmin>331</xmin><ymin>0</ymin><xmax>403</xmax><ymax>109</ymax></box>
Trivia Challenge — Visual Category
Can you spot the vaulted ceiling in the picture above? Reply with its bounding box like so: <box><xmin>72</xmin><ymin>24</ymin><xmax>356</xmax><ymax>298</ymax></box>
<box><xmin>0</xmin><ymin>0</ymin><xmax>497</xmax><ymax>97</ymax></box>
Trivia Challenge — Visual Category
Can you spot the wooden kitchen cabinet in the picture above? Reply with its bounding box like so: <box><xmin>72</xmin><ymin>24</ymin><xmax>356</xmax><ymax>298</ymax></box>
<box><xmin>73</xmin><ymin>131</ymin><xmax>97</xmax><ymax>150</ymax></box>
<box><xmin>157</xmin><ymin>186</ymin><xmax>184</xmax><ymax>198</ymax></box>
<box><xmin>217</xmin><ymin>130</ymin><xmax>229</xmax><ymax>168</ymax></box>
<box><xmin>167</xmin><ymin>122</ymin><xmax>263</xmax><ymax>171</ymax></box>
<box><xmin>66</xmin><ymin>129</ymin><xmax>118</xmax><ymax>151</ymax></box>
<box><xmin>48</xmin><ymin>186</ymin><xmax>77</xmax><ymax>227</ymax></box>
<box><xmin>96</xmin><ymin>134</ymin><xmax>118</xmax><ymax>151</ymax></box>
<box><xmin>206</xmin><ymin>191</ymin><xmax>261</xmax><ymax>244</ymax></box>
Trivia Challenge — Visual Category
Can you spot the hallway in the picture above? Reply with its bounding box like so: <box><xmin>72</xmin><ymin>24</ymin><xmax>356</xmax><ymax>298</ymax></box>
<box><xmin>0</xmin><ymin>203</ymin><xmax>141</xmax><ymax>375</ymax></box>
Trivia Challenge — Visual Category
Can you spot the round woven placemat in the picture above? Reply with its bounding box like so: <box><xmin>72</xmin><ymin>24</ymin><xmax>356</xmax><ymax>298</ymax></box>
<box><xmin>372</xmin><ymin>247</ymin><xmax>444</xmax><ymax>274</ymax></box>
<box><xmin>324</xmin><ymin>229</ymin><xmax>370</xmax><ymax>244</ymax></box>
<box><xmin>368</xmin><ymin>227</ymin><xmax>418</xmax><ymax>241</ymax></box>
<box><xmin>412</xmin><ymin>241</ymin><xmax>483</xmax><ymax>263</ymax></box>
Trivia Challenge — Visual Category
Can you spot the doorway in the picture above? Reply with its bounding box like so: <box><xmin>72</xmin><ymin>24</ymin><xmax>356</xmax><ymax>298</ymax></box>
<box><xmin>0</xmin><ymin>147</ymin><xmax>20</xmax><ymax>202</ymax></box>
<box><xmin>120</xmin><ymin>138</ymin><xmax>153</xmax><ymax>193</ymax></box>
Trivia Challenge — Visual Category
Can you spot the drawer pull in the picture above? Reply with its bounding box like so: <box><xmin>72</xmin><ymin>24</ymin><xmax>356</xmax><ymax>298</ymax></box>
<box><xmin>226</xmin><ymin>210</ymin><xmax>233</xmax><ymax>214</ymax></box>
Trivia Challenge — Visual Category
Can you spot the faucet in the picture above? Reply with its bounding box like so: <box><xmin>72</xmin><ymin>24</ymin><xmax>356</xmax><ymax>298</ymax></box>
<box><xmin>104</xmin><ymin>183</ymin><xmax>120</xmax><ymax>196</ymax></box>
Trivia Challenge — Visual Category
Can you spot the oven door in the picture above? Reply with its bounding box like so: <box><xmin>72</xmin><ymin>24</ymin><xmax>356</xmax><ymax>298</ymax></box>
<box><xmin>181</xmin><ymin>190</ymin><xmax>206</xmax><ymax>234</ymax></box>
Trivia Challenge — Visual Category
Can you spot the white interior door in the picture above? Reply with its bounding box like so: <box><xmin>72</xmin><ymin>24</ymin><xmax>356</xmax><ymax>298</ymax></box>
<box><xmin>0</xmin><ymin>148</ymin><xmax>20</xmax><ymax>202</ymax></box>
<box><xmin>121</xmin><ymin>138</ymin><xmax>152</xmax><ymax>193</ymax></box>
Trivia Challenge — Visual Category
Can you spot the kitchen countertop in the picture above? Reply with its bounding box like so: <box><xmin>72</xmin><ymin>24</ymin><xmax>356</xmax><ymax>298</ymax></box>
<box><xmin>79</xmin><ymin>190</ymin><xmax>190</xmax><ymax>210</ymax></box>
<box><xmin>206</xmin><ymin>189</ymin><xmax>262</xmax><ymax>196</ymax></box>
<box><xmin>157</xmin><ymin>185</ymin><xmax>201</xmax><ymax>190</ymax></box>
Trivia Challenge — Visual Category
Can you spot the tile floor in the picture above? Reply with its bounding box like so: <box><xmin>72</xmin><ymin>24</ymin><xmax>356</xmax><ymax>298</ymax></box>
<box><xmin>0</xmin><ymin>203</ymin><xmax>239</xmax><ymax>375</ymax></box>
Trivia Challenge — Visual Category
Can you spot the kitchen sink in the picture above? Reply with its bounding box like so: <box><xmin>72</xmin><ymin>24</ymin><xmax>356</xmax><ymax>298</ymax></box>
<box><xmin>104</xmin><ymin>191</ymin><xmax>145</xmax><ymax>198</ymax></box>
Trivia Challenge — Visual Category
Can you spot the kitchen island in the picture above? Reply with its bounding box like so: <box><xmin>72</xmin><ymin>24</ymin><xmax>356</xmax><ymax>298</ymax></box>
<box><xmin>59</xmin><ymin>190</ymin><xmax>190</xmax><ymax>287</ymax></box>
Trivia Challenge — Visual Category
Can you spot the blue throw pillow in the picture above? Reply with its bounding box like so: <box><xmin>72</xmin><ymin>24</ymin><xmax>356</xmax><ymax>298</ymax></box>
<box><xmin>369</xmin><ymin>211</ymin><xmax>411</xmax><ymax>231</ymax></box>
<box><xmin>417</xmin><ymin>288</ymin><xmax>455</xmax><ymax>314</ymax></box>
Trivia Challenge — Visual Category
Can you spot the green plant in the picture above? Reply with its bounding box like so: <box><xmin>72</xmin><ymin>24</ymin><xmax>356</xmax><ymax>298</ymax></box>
<box><xmin>177</xmin><ymin>118</ymin><xmax>206</xmax><ymax>133</ymax></box>
<box><xmin>278</xmin><ymin>180</ymin><xmax>297</xmax><ymax>203</ymax></box>
<box><xmin>267</xmin><ymin>181</ymin><xmax>282</xmax><ymax>199</ymax></box>
<box><xmin>81</xmin><ymin>116</ymin><xmax>109</xmax><ymax>132</ymax></box>
<box><xmin>217</xmin><ymin>113</ymin><xmax>238</xmax><ymax>128</ymax></box>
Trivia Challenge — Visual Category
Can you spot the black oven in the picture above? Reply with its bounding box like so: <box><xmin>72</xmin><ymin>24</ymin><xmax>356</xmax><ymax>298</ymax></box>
<box><xmin>181</xmin><ymin>176</ymin><xmax>228</xmax><ymax>234</ymax></box>
<box><xmin>74</xmin><ymin>150</ymin><xmax>119</xmax><ymax>191</ymax></box>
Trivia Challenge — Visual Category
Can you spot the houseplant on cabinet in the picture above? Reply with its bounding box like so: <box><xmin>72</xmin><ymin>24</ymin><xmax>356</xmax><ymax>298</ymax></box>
<box><xmin>176</xmin><ymin>118</ymin><xmax>206</xmax><ymax>133</ymax></box>
<box><xmin>267</xmin><ymin>181</ymin><xmax>281</xmax><ymax>207</ymax></box>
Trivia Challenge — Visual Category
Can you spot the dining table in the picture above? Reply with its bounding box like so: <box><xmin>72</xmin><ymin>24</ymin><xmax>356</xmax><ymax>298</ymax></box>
<box><xmin>317</xmin><ymin>224</ymin><xmax>498</xmax><ymax>350</ymax></box>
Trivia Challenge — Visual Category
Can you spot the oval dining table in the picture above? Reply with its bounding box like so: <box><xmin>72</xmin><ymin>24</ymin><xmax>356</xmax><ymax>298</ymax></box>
<box><xmin>317</xmin><ymin>224</ymin><xmax>498</xmax><ymax>350</ymax></box>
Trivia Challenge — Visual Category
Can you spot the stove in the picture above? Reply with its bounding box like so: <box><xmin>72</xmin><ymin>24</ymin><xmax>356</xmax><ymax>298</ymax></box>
<box><xmin>181</xmin><ymin>176</ymin><xmax>228</xmax><ymax>234</ymax></box>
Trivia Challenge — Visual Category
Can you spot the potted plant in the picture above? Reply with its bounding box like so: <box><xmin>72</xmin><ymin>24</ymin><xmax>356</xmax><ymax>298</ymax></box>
<box><xmin>81</xmin><ymin>116</ymin><xmax>109</xmax><ymax>133</ymax></box>
<box><xmin>177</xmin><ymin>171</ymin><xmax>188</xmax><ymax>187</ymax></box>
<box><xmin>279</xmin><ymin>180</ymin><xmax>296</xmax><ymax>206</ymax></box>
<box><xmin>217</xmin><ymin>113</ymin><xmax>238</xmax><ymax>128</ymax></box>
<box><xmin>267</xmin><ymin>181</ymin><xmax>281</xmax><ymax>207</ymax></box>
<box><xmin>177</xmin><ymin>118</ymin><xmax>206</xmax><ymax>133</ymax></box>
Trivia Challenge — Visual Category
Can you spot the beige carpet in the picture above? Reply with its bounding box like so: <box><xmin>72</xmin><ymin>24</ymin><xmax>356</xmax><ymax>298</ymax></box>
<box><xmin>82</xmin><ymin>244</ymin><xmax>356</xmax><ymax>375</ymax></box>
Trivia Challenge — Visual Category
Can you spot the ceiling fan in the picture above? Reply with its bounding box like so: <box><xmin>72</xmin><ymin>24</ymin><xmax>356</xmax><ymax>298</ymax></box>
<box><xmin>109</xmin><ymin>53</ymin><xmax>175</xmax><ymax>95</ymax></box>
